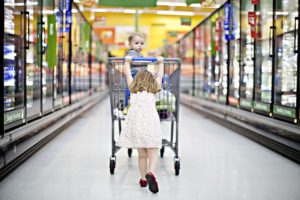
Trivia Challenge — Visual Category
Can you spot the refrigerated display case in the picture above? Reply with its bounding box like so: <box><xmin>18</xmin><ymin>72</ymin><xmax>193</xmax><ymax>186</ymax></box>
<box><xmin>91</xmin><ymin>32</ymin><xmax>103</xmax><ymax>92</ymax></box>
<box><xmin>194</xmin><ymin>25</ymin><xmax>205</xmax><ymax>97</ymax></box>
<box><xmin>210</xmin><ymin>14</ymin><xmax>217</xmax><ymax>101</ymax></box>
<box><xmin>273</xmin><ymin>0</ymin><xmax>299</xmax><ymax>123</ymax></box>
<box><xmin>71</xmin><ymin>10</ymin><xmax>90</xmax><ymax>102</ymax></box>
<box><xmin>214</xmin><ymin>8</ymin><xmax>228</xmax><ymax>104</ymax></box>
<box><xmin>41</xmin><ymin>0</ymin><xmax>54</xmax><ymax>114</ymax></box>
<box><xmin>4</xmin><ymin>0</ymin><xmax>26</xmax><ymax>129</ymax></box>
<box><xmin>179</xmin><ymin>32</ymin><xmax>194</xmax><ymax>95</ymax></box>
<box><xmin>239</xmin><ymin>0</ymin><xmax>255</xmax><ymax>110</ymax></box>
<box><xmin>204</xmin><ymin>19</ymin><xmax>212</xmax><ymax>99</ymax></box>
<box><xmin>228</xmin><ymin>0</ymin><xmax>240</xmax><ymax>106</ymax></box>
<box><xmin>254</xmin><ymin>0</ymin><xmax>273</xmax><ymax>115</ymax></box>
<box><xmin>26</xmin><ymin>0</ymin><xmax>42</xmax><ymax>120</ymax></box>
<box><xmin>53</xmin><ymin>0</ymin><xmax>65</xmax><ymax>108</ymax></box>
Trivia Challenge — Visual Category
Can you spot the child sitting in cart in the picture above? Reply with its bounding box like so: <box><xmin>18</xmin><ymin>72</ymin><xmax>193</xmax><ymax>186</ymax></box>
<box><xmin>117</xmin><ymin>32</ymin><xmax>164</xmax><ymax>194</ymax></box>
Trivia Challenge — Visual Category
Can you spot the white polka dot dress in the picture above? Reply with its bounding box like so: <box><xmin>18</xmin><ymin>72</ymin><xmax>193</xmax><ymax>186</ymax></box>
<box><xmin>117</xmin><ymin>91</ymin><xmax>162</xmax><ymax>149</ymax></box>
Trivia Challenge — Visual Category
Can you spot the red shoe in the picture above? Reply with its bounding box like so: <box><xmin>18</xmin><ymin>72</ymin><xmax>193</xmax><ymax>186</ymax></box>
<box><xmin>139</xmin><ymin>179</ymin><xmax>147</xmax><ymax>187</ymax></box>
<box><xmin>145</xmin><ymin>172</ymin><xmax>159</xmax><ymax>193</ymax></box>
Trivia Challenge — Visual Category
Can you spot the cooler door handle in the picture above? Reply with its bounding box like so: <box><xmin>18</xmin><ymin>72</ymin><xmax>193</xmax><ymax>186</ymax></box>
<box><xmin>269</xmin><ymin>26</ymin><xmax>275</xmax><ymax>57</ymax></box>
<box><xmin>294</xmin><ymin>17</ymin><xmax>299</xmax><ymax>53</ymax></box>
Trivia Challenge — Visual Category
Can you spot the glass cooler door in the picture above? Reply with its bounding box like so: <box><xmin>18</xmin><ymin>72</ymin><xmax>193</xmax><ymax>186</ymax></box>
<box><xmin>26</xmin><ymin>0</ymin><xmax>42</xmax><ymax>120</ymax></box>
<box><xmin>210</xmin><ymin>14</ymin><xmax>217</xmax><ymax>101</ymax></box>
<box><xmin>179</xmin><ymin>32</ymin><xmax>194</xmax><ymax>95</ymax></box>
<box><xmin>53</xmin><ymin>0</ymin><xmax>64</xmax><ymax>108</ymax></box>
<box><xmin>216</xmin><ymin>8</ymin><xmax>228</xmax><ymax>104</ymax></box>
<box><xmin>194</xmin><ymin>25</ymin><xmax>205</xmax><ymax>97</ymax></box>
<box><xmin>4</xmin><ymin>0</ymin><xmax>26</xmax><ymax>129</ymax></box>
<box><xmin>204</xmin><ymin>19</ymin><xmax>212</xmax><ymax>99</ymax></box>
<box><xmin>42</xmin><ymin>0</ymin><xmax>54</xmax><ymax>113</ymax></box>
<box><xmin>254</xmin><ymin>0</ymin><xmax>273</xmax><ymax>115</ymax></box>
<box><xmin>239</xmin><ymin>0</ymin><xmax>255</xmax><ymax>110</ymax></box>
<box><xmin>228</xmin><ymin>0</ymin><xmax>240</xmax><ymax>106</ymax></box>
<box><xmin>273</xmin><ymin>0</ymin><xmax>299</xmax><ymax>123</ymax></box>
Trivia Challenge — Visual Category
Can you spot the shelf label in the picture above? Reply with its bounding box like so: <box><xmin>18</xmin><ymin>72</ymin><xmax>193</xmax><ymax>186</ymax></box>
<box><xmin>273</xmin><ymin>105</ymin><xmax>296</xmax><ymax>118</ymax></box>
<box><xmin>204</xmin><ymin>92</ymin><xmax>210</xmax><ymax>98</ymax></box>
<box><xmin>240</xmin><ymin>99</ymin><xmax>253</xmax><ymax>108</ymax></box>
<box><xmin>4</xmin><ymin>108</ymin><xmax>25</xmax><ymax>125</ymax></box>
<box><xmin>254</xmin><ymin>101</ymin><xmax>270</xmax><ymax>112</ymax></box>
<box><xmin>47</xmin><ymin>14</ymin><xmax>56</xmax><ymax>68</ymax></box>
<box><xmin>218</xmin><ymin>95</ymin><xmax>227</xmax><ymax>103</ymax></box>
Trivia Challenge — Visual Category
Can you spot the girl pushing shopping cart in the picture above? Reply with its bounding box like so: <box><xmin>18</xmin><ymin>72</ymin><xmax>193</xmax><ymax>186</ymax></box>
<box><xmin>107</xmin><ymin>33</ymin><xmax>181</xmax><ymax>193</ymax></box>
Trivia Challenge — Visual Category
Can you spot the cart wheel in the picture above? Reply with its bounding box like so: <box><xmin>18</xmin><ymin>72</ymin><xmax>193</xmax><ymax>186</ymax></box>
<box><xmin>174</xmin><ymin>160</ymin><xmax>180</xmax><ymax>176</ymax></box>
<box><xmin>128</xmin><ymin>149</ymin><xmax>132</xmax><ymax>157</ymax></box>
<box><xmin>110</xmin><ymin>157</ymin><xmax>116</xmax><ymax>174</ymax></box>
<box><xmin>160</xmin><ymin>147</ymin><xmax>165</xmax><ymax>158</ymax></box>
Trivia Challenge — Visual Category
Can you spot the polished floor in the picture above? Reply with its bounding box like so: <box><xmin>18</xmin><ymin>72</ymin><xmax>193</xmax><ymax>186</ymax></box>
<box><xmin>0</xmin><ymin>97</ymin><xmax>300</xmax><ymax>200</ymax></box>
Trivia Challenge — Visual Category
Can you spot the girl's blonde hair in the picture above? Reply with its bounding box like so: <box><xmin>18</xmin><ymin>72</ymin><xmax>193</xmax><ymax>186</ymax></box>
<box><xmin>129</xmin><ymin>70</ymin><xmax>160</xmax><ymax>94</ymax></box>
<box><xmin>128</xmin><ymin>32</ymin><xmax>146</xmax><ymax>43</ymax></box>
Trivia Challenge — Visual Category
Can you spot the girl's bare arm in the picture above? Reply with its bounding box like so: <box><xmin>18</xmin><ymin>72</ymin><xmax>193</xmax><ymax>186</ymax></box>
<box><xmin>124</xmin><ymin>56</ymin><xmax>133</xmax><ymax>86</ymax></box>
<box><xmin>155</xmin><ymin>56</ymin><xmax>164</xmax><ymax>88</ymax></box>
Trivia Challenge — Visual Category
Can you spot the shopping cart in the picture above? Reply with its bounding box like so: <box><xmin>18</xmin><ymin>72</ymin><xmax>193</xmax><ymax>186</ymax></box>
<box><xmin>108</xmin><ymin>57</ymin><xmax>181</xmax><ymax>175</ymax></box>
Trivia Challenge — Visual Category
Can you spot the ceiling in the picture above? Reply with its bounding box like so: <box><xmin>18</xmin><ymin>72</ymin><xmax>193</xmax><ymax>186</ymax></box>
<box><xmin>76</xmin><ymin>0</ymin><xmax>226</xmax><ymax>17</ymax></box>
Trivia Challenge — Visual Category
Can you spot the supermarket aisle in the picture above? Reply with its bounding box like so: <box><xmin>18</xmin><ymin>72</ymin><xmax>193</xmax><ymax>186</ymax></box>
<box><xmin>0</xmin><ymin>97</ymin><xmax>300</xmax><ymax>200</ymax></box>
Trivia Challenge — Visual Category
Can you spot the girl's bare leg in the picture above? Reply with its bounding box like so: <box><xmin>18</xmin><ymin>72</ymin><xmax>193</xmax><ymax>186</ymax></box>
<box><xmin>137</xmin><ymin>148</ymin><xmax>148</xmax><ymax>179</ymax></box>
<box><xmin>146</xmin><ymin>148</ymin><xmax>159</xmax><ymax>175</ymax></box>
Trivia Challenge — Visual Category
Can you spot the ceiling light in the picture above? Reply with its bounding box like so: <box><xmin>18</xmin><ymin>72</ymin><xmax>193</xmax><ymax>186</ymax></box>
<box><xmin>124</xmin><ymin>9</ymin><xmax>136</xmax><ymax>14</ymax></box>
<box><xmin>157</xmin><ymin>10</ymin><xmax>194</xmax><ymax>16</ymax></box>
<box><xmin>92</xmin><ymin>8</ymin><xmax>108</xmax><ymax>12</ymax></box>
<box><xmin>156</xmin><ymin>2</ymin><xmax>187</xmax><ymax>7</ymax></box>
<box><xmin>189</xmin><ymin>3</ymin><xmax>201</xmax><ymax>8</ymax></box>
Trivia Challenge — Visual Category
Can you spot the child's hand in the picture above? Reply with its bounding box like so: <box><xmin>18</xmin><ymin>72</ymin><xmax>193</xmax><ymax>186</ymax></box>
<box><xmin>157</xmin><ymin>56</ymin><xmax>164</xmax><ymax>63</ymax></box>
<box><xmin>125</xmin><ymin>56</ymin><xmax>132</xmax><ymax>62</ymax></box>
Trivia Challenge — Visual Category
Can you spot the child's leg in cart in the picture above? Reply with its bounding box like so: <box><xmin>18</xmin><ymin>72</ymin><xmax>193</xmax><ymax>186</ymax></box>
<box><xmin>137</xmin><ymin>148</ymin><xmax>148</xmax><ymax>180</ymax></box>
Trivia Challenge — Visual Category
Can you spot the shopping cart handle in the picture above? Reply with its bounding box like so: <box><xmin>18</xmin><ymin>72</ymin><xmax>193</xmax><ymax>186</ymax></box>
<box><xmin>108</xmin><ymin>57</ymin><xmax>158</xmax><ymax>62</ymax></box>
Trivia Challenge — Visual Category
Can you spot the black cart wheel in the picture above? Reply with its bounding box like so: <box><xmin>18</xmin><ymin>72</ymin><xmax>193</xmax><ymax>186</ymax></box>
<box><xmin>128</xmin><ymin>149</ymin><xmax>132</xmax><ymax>157</ymax></box>
<box><xmin>160</xmin><ymin>146</ymin><xmax>165</xmax><ymax>158</ymax></box>
<box><xmin>174</xmin><ymin>160</ymin><xmax>180</xmax><ymax>176</ymax></box>
<box><xmin>110</xmin><ymin>157</ymin><xmax>116</xmax><ymax>174</ymax></box>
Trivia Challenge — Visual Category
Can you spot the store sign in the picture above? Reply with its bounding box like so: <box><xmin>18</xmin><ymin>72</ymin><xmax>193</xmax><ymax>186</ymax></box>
<box><xmin>224</xmin><ymin>3</ymin><xmax>230</xmax><ymax>31</ymax></box>
<box><xmin>248</xmin><ymin>12</ymin><xmax>256</xmax><ymax>26</ymax></box>
<box><xmin>224</xmin><ymin>3</ymin><xmax>235</xmax><ymax>40</ymax></box>
<box><xmin>248</xmin><ymin>11</ymin><xmax>256</xmax><ymax>38</ymax></box>
<box><xmin>4</xmin><ymin>108</ymin><xmax>25</xmax><ymax>125</ymax></box>
<box><xmin>84</xmin><ymin>23</ymin><xmax>91</xmax><ymax>52</ymax></box>
<box><xmin>56</xmin><ymin>11</ymin><xmax>64</xmax><ymax>33</ymax></box>
<box><xmin>65</xmin><ymin>11</ymin><xmax>72</xmax><ymax>32</ymax></box>
<box><xmin>181</xmin><ymin>18</ymin><xmax>191</xmax><ymax>26</ymax></box>
<box><xmin>47</xmin><ymin>14</ymin><xmax>57</xmax><ymax>68</ymax></box>
<box><xmin>65</xmin><ymin>0</ymin><xmax>72</xmax><ymax>32</ymax></box>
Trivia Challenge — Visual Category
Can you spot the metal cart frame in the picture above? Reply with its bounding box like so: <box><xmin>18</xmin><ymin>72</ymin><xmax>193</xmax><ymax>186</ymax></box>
<box><xmin>107</xmin><ymin>57</ymin><xmax>181</xmax><ymax>175</ymax></box>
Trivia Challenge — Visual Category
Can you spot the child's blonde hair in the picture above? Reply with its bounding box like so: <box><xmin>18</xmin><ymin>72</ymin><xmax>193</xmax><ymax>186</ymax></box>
<box><xmin>128</xmin><ymin>32</ymin><xmax>146</xmax><ymax>43</ymax></box>
<box><xmin>129</xmin><ymin>70</ymin><xmax>160</xmax><ymax>94</ymax></box>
